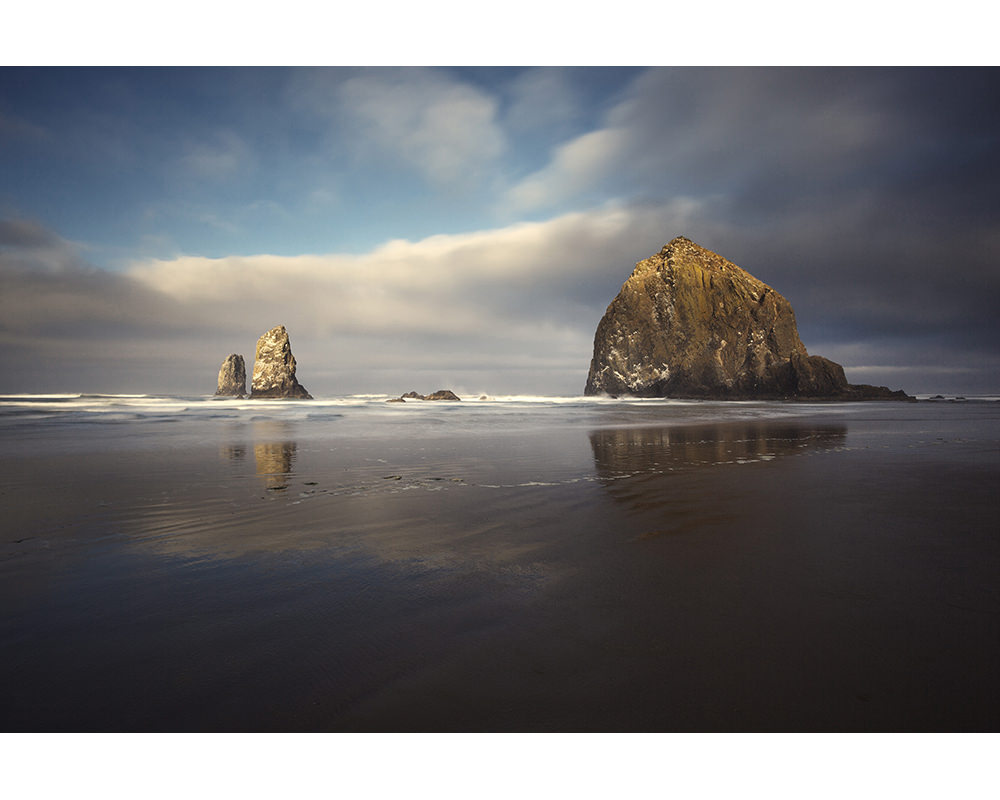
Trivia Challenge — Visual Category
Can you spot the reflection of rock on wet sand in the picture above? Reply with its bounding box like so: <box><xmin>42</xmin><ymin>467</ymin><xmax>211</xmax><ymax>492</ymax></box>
<box><xmin>590</xmin><ymin>422</ymin><xmax>847</xmax><ymax>476</ymax></box>
<box><xmin>255</xmin><ymin>442</ymin><xmax>296</xmax><ymax>489</ymax></box>
<box><xmin>252</xmin><ymin>421</ymin><xmax>297</xmax><ymax>489</ymax></box>
<box><xmin>220</xmin><ymin>444</ymin><xmax>247</xmax><ymax>462</ymax></box>
<box><xmin>589</xmin><ymin>422</ymin><xmax>847</xmax><ymax>521</ymax></box>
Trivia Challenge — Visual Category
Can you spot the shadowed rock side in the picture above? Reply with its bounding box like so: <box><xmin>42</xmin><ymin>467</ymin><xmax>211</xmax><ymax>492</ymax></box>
<box><xmin>215</xmin><ymin>354</ymin><xmax>246</xmax><ymax>397</ymax></box>
<box><xmin>585</xmin><ymin>236</ymin><xmax>910</xmax><ymax>400</ymax></box>
<box><xmin>249</xmin><ymin>325</ymin><xmax>312</xmax><ymax>399</ymax></box>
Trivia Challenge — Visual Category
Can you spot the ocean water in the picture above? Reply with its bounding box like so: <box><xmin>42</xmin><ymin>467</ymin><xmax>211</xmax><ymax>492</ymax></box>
<box><xmin>1</xmin><ymin>393</ymin><xmax>998</xmax><ymax>730</ymax></box>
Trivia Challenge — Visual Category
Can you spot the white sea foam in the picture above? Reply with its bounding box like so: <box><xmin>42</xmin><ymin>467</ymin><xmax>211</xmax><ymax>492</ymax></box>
<box><xmin>0</xmin><ymin>392</ymin><xmax>981</xmax><ymax>441</ymax></box>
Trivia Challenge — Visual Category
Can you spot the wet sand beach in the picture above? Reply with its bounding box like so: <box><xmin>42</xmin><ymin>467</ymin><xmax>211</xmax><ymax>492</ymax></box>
<box><xmin>1</xmin><ymin>396</ymin><xmax>997</xmax><ymax>730</ymax></box>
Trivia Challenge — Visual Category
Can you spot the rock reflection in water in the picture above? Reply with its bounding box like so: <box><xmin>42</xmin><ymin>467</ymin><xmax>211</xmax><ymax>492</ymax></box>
<box><xmin>252</xmin><ymin>421</ymin><xmax>297</xmax><ymax>490</ymax></box>
<box><xmin>589</xmin><ymin>422</ymin><xmax>847</xmax><ymax>525</ymax></box>
<box><xmin>591</xmin><ymin>422</ymin><xmax>846</xmax><ymax>476</ymax></box>
<box><xmin>220</xmin><ymin>444</ymin><xmax>247</xmax><ymax>462</ymax></box>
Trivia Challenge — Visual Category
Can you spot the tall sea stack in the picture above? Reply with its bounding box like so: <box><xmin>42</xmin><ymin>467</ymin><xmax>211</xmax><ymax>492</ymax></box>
<box><xmin>249</xmin><ymin>325</ymin><xmax>313</xmax><ymax>400</ymax></box>
<box><xmin>215</xmin><ymin>354</ymin><xmax>246</xmax><ymax>397</ymax></box>
<box><xmin>585</xmin><ymin>236</ymin><xmax>909</xmax><ymax>400</ymax></box>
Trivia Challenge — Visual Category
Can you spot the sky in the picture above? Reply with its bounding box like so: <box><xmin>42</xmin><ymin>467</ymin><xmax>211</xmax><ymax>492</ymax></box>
<box><xmin>1</xmin><ymin>65</ymin><xmax>999</xmax><ymax>396</ymax></box>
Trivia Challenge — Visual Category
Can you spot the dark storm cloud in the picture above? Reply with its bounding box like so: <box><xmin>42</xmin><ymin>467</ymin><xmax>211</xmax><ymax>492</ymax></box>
<box><xmin>0</xmin><ymin>220</ymin><xmax>241</xmax><ymax>393</ymax></box>
<box><xmin>0</xmin><ymin>218</ymin><xmax>87</xmax><ymax>275</ymax></box>
<box><xmin>0</xmin><ymin>218</ymin><xmax>62</xmax><ymax>249</ymax></box>
<box><xmin>0</xmin><ymin>220</ymin><xmax>181</xmax><ymax>335</ymax></box>
<box><xmin>610</xmin><ymin>69</ymin><xmax>1000</xmax><ymax>204</ymax></box>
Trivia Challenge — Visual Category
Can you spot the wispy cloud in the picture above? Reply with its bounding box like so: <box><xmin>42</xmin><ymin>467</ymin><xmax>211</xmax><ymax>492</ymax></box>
<box><xmin>0</xmin><ymin>218</ymin><xmax>62</xmax><ymax>250</ymax></box>
<box><xmin>503</xmin><ymin>68</ymin><xmax>582</xmax><ymax>134</ymax></box>
<box><xmin>506</xmin><ymin>128</ymin><xmax>631</xmax><ymax>212</ymax></box>
<box><xmin>292</xmin><ymin>67</ymin><xmax>506</xmax><ymax>187</ymax></box>
<box><xmin>196</xmin><ymin>212</ymin><xmax>242</xmax><ymax>234</ymax></box>
<box><xmin>503</xmin><ymin>68</ymin><xmax>906</xmax><ymax>213</ymax></box>
<box><xmin>176</xmin><ymin>129</ymin><xmax>254</xmax><ymax>179</ymax></box>
<box><xmin>0</xmin><ymin>218</ymin><xmax>88</xmax><ymax>272</ymax></box>
<box><xmin>0</xmin><ymin>111</ymin><xmax>50</xmax><ymax>142</ymax></box>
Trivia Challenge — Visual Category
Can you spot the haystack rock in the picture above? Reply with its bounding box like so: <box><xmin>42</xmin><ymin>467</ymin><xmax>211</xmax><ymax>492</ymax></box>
<box><xmin>249</xmin><ymin>325</ymin><xmax>313</xmax><ymax>400</ymax></box>
<box><xmin>585</xmin><ymin>236</ymin><xmax>910</xmax><ymax>400</ymax></box>
<box><xmin>215</xmin><ymin>354</ymin><xmax>246</xmax><ymax>397</ymax></box>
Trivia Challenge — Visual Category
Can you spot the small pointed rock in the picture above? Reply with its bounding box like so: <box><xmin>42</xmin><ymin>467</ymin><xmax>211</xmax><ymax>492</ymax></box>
<box><xmin>249</xmin><ymin>325</ymin><xmax>312</xmax><ymax>399</ymax></box>
<box><xmin>215</xmin><ymin>354</ymin><xmax>246</xmax><ymax>397</ymax></box>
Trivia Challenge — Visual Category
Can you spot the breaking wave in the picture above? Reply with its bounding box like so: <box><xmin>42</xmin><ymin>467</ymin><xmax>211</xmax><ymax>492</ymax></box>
<box><xmin>0</xmin><ymin>392</ymin><xmax>877</xmax><ymax>441</ymax></box>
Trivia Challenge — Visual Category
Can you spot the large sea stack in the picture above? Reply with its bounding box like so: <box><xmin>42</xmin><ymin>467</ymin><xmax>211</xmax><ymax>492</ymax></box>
<box><xmin>249</xmin><ymin>325</ymin><xmax>313</xmax><ymax>400</ymax></box>
<box><xmin>585</xmin><ymin>236</ymin><xmax>909</xmax><ymax>400</ymax></box>
<box><xmin>215</xmin><ymin>354</ymin><xmax>246</xmax><ymax>397</ymax></box>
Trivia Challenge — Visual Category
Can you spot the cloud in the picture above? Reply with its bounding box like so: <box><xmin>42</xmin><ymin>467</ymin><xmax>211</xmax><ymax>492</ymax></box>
<box><xmin>0</xmin><ymin>218</ymin><xmax>99</xmax><ymax>274</ymax></box>
<box><xmin>501</xmin><ymin>68</ymin><xmax>952</xmax><ymax>215</ymax></box>
<box><xmin>122</xmin><ymin>203</ymin><xmax>685</xmax><ymax>392</ymax></box>
<box><xmin>1</xmin><ymin>218</ymin><xmax>64</xmax><ymax>250</ymax></box>
<box><xmin>0</xmin><ymin>219</ymin><xmax>199</xmax><ymax>393</ymax></box>
<box><xmin>0</xmin><ymin>112</ymin><xmax>50</xmax><ymax>142</ymax></box>
<box><xmin>125</xmin><ymin>199</ymin><xmax>701</xmax><ymax>332</ymax></box>
<box><xmin>503</xmin><ymin>68</ymin><xmax>582</xmax><ymax>134</ymax></box>
<box><xmin>176</xmin><ymin>129</ymin><xmax>254</xmax><ymax>179</ymax></box>
<box><xmin>506</xmin><ymin>128</ymin><xmax>631</xmax><ymax>211</ymax></box>
<box><xmin>292</xmin><ymin>67</ymin><xmax>506</xmax><ymax>187</ymax></box>
<box><xmin>0</xmin><ymin>219</ymin><xmax>184</xmax><ymax>335</ymax></box>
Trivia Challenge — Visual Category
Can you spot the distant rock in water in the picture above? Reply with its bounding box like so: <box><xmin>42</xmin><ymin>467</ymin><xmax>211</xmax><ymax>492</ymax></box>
<box><xmin>215</xmin><ymin>354</ymin><xmax>246</xmax><ymax>397</ymax></box>
<box><xmin>249</xmin><ymin>325</ymin><xmax>313</xmax><ymax>400</ymax></box>
<box><xmin>585</xmin><ymin>236</ymin><xmax>910</xmax><ymax>400</ymax></box>
<box><xmin>394</xmin><ymin>390</ymin><xmax>462</xmax><ymax>401</ymax></box>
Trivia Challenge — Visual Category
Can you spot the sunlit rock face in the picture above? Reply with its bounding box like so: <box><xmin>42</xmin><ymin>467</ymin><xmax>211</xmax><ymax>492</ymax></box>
<box><xmin>585</xmin><ymin>236</ymin><xmax>908</xmax><ymax>399</ymax></box>
<box><xmin>249</xmin><ymin>325</ymin><xmax>312</xmax><ymax>399</ymax></box>
<box><xmin>215</xmin><ymin>354</ymin><xmax>246</xmax><ymax>397</ymax></box>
